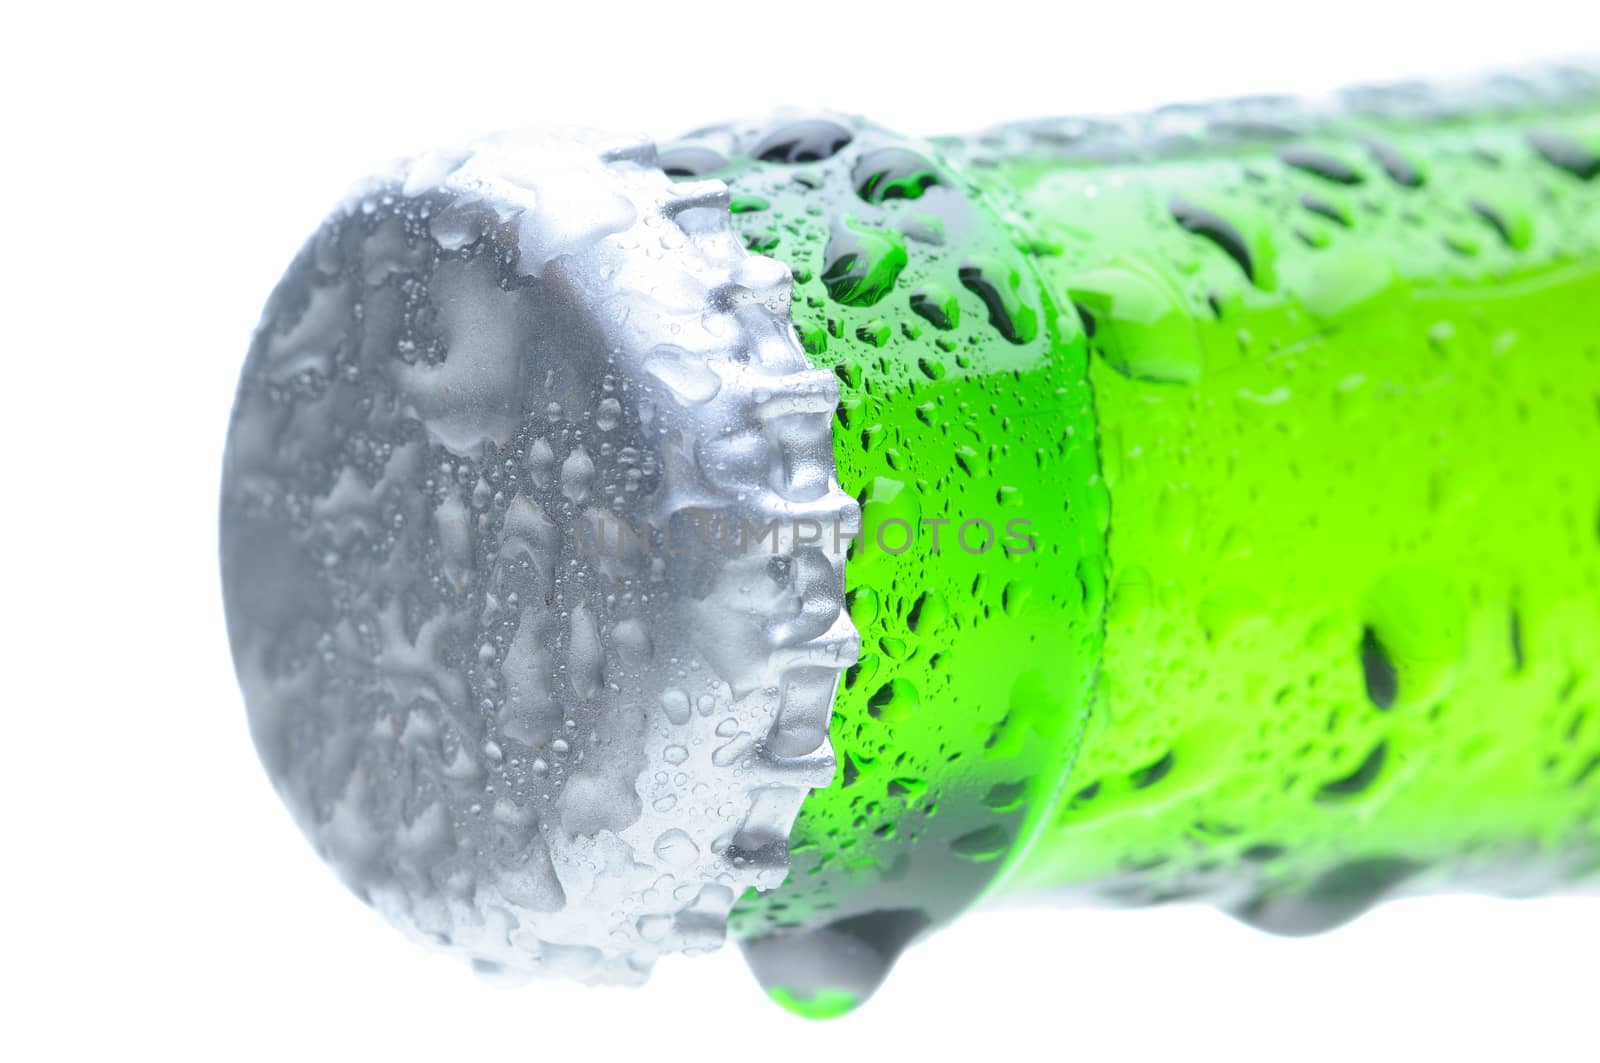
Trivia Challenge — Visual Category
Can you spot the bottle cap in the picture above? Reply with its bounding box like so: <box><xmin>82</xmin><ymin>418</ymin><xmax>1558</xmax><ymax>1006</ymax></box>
<box><xmin>220</xmin><ymin>128</ymin><xmax>859</xmax><ymax>984</ymax></box>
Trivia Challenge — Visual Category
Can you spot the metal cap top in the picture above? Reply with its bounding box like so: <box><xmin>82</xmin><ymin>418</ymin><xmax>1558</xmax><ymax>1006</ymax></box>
<box><xmin>220</xmin><ymin>127</ymin><xmax>858</xmax><ymax>984</ymax></box>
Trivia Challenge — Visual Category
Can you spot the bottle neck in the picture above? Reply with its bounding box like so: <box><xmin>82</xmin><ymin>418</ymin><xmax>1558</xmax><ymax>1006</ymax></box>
<box><xmin>670</xmin><ymin>78</ymin><xmax>1600</xmax><ymax>1012</ymax></box>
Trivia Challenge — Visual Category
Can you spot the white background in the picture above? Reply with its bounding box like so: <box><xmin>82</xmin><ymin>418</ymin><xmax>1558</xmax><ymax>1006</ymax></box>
<box><xmin>2</xmin><ymin>2</ymin><xmax>1597</xmax><ymax>1059</ymax></box>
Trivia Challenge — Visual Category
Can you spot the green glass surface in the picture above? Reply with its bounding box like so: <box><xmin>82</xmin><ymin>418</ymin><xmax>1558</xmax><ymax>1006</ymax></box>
<box><xmin>989</xmin><ymin>108</ymin><xmax>1600</xmax><ymax>921</ymax></box>
<box><xmin>671</xmin><ymin>80</ymin><xmax>1600</xmax><ymax>1014</ymax></box>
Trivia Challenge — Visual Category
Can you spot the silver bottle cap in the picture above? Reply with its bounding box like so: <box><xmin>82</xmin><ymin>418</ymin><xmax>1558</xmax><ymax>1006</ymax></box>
<box><xmin>220</xmin><ymin>128</ymin><xmax>858</xmax><ymax>984</ymax></box>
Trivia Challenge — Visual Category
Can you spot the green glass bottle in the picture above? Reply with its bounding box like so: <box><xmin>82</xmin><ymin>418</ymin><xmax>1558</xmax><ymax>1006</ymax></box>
<box><xmin>656</xmin><ymin>73</ymin><xmax>1600</xmax><ymax>1016</ymax></box>
<box><xmin>221</xmin><ymin>68</ymin><xmax>1600</xmax><ymax>1020</ymax></box>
